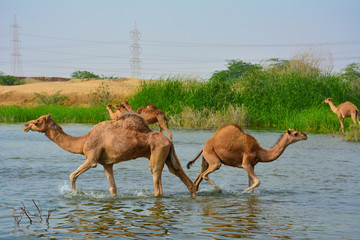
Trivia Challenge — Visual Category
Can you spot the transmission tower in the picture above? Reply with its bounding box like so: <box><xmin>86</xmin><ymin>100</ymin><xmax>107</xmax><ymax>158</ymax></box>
<box><xmin>130</xmin><ymin>22</ymin><xmax>142</xmax><ymax>78</ymax></box>
<box><xmin>10</xmin><ymin>15</ymin><xmax>23</xmax><ymax>77</ymax></box>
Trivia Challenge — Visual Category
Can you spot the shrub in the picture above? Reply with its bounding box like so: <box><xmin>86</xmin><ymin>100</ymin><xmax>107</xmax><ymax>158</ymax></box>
<box><xmin>209</xmin><ymin>60</ymin><xmax>262</xmax><ymax>82</ymax></box>
<box><xmin>34</xmin><ymin>91</ymin><xmax>69</xmax><ymax>105</ymax></box>
<box><xmin>168</xmin><ymin>104</ymin><xmax>249</xmax><ymax>129</ymax></box>
<box><xmin>71</xmin><ymin>70</ymin><xmax>100</xmax><ymax>79</ymax></box>
<box><xmin>88</xmin><ymin>82</ymin><xmax>111</xmax><ymax>106</ymax></box>
<box><xmin>0</xmin><ymin>75</ymin><xmax>24</xmax><ymax>85</ymax></box>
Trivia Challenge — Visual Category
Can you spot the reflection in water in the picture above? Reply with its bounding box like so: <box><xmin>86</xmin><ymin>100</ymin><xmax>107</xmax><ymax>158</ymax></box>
<box><xmin>52</xmin><ymin>193</ymin><xmax>295</xmax><ymax>239</ymax></box>
<box><xmin>53</xmin><ymin>197</ymin><xmax>186</xmax><ymax>239</ymax></box>
<box><xmin>199</xmin><ymin>195</ymin><xmax>262</xmax><ymax>239</ymax></box>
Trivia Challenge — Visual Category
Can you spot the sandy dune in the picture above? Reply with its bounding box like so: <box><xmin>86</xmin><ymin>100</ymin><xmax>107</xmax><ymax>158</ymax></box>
<box><xmin>0</xmin><ymin>77</ymin><xmax>144</xmax><ymax>106</ymax></box>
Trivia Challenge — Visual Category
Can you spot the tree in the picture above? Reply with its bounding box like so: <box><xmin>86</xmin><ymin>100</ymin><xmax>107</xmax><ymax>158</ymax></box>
<box><xmin>209</xmin><ymin>60</ymin><xmax>262</xmax><ymax>82</ymax></box>
<box><xmin>71</xmin><ymin>70</ymin><xmax>100</xmax><ymax>79</ymax></box>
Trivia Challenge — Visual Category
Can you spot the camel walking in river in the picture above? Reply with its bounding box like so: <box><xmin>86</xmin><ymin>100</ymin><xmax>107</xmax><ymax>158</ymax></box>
<box><xmin>107</xmin><ymin>101</ymin><xmax>173</xmax><ymax>140</ymax></box>
<box><xmin>324</xmin><ymin>98</ymin><xmax>360</xmax><ymax>135</ymax></box>
<box><xmin>24</xmin><ymin>113</ymin><xmax>195</xmax><ymax>197</ymax></box>
<box><xmin>187</xmin><ymin>125</ymin><xmax>307</xmax><ymax>193</ymax></box>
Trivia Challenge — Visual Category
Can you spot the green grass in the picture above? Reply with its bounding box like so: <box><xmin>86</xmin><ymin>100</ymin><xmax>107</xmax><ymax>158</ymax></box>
<box><xmin>0</xmin><ymin>105</ymin><xmax>110</xmax><ymax>123</ymax></box>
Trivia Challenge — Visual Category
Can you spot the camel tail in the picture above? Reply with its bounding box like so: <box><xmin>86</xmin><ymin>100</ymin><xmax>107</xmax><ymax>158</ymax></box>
<box><xmin>167</xmin><ymin>144</ymin><xmax>180</xmax><ymax>170</ymax></box>
<box><xmin>186</xmin><ymin>149</ymin><xmax>203</xmax><ymax>169</ymax></box>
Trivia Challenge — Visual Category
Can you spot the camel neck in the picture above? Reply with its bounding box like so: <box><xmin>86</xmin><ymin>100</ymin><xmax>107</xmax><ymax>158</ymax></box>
<box><xmin>327</xmin><ymin>102</ymin><xmax>338</xmax><ymax>114</ymax></box>
<box><xmin>45</xmin><ymin>128</ymin><xmax>87</xmax><ymax>154</ymax></box>
<box><xmin>258</xmin><ymin>134</ymin><xmax>290</xmax><ymax>163</ymax></box>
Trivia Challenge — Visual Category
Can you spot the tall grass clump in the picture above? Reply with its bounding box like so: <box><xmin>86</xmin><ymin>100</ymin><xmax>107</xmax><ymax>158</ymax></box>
<box><xmin>168</xmin><ymin>104</ymin><xmax>249</xmax><ymax>129</ymax></box>
<box><xmin>128</xmin><ymin>76</ymin><xmax>238</xmax><ymax>114</ymax></box>
<box><xmin>345</xmin><ymin>124</ymin><xmax>360</xmax><ymax>142</ymax></box>
<box><xmin>236</xmin><ymin>69</ymin><xmax>351</xmax><ymax>128</ymax></box>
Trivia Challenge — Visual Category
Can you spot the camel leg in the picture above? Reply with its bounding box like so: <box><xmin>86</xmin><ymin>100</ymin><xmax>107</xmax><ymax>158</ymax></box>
<box><xmin>152</xmin><ymin>166</ymin><xmax>164</xmax><ymax>197</ymax></box>
<box><xmin>103</xmin><ymin>164</ymin><xmax>117</xmax><ymax>195</ymax></box>
<box><xmin>351</xmin><ymin>112</ymin><xmax>360</xmax><ymax>127</ymax></box>
<box><xmin>193</xmin><ymin>157</ymin><xmax>209</xmax><ymax>191</ymax></box>
<box><xmin>69</xmin><ymin>159</ymin><xmax>97</xmax><ymax>191</ymax></box>
<box><xmin>242</xmin><ymin>164</ymin><xmax>260</xmax><ymax>193</ymax></box>
<box><xmin>338</xmin><ymin>115</ymin><xmax>345</xmax><ymax>135</ymax></box>
<box><xmin>157</xmin><ymin>115</ymin><xmax>172</xmax><ymax>140</ymax></box>
<box><xmin>197</xmin><ymin>151</ymin><xmax>222</xmax><ymax>191</ymax></box>
<box><xmin>247</xmin><ymin>174</ymin><xmax>255</xmax><ymax>193</ymax></box>
<box><xmin>149</xmin><ymin>147</ymin><xmax>168</xmax><ymax>197</ymax></box>
<box><xmin>165</xmin><ymin>150</ymin><xmax>196</xmax><ymax>197</ymax></box>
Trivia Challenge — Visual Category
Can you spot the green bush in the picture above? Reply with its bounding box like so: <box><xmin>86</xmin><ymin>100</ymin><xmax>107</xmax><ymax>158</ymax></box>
<box><xmin>34</xmin><ymin>91</ymin><xmax>69</xmax><ymax>105</ymax></box>
<box><xmin>0</xmin><ymin>75</ymin><xmax>24</xmax><ymax>85</ymax></box>
<box><xmin>71</xmin><ymin>70</ymin><xmax>100</xmax><ymax>79</ymax></box>
<box><xmin>209</xmin><ymin>60</ymin><xmax>261</xmax><ymax>82</ymax></box>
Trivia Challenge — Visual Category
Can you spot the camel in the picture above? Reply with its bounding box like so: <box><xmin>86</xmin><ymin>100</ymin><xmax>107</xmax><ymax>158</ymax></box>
<box><xmin>24</xmin><ymin>113</ymin><xmax>196</xmax><ymax>197</ymax></box>
<box><xmin>107</xmin><ymin>101</ymin><xmax>173</xmax><ymax>140</ymax></box>
<box><xmin>187</xmin><ymin>125</ymin><xmax>307</xmax><ymax>193</ymax></box>
<box><xmin>324</xmin><ymin>98</ymin><xmax>360</xmax><ymax>135</ymax></box>
<box><xmin>106</xmin><ymin>104</ymin><xmax>122</xmax><ymax>121</ymax></box>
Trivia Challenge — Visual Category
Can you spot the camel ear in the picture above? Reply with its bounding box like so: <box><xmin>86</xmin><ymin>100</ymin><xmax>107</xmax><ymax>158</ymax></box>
<box><xmin>287</xmin><ymin>129</ymin><xmax>292</xmax><ymax>135</ymax></box>
<box><xmin>45</xmin><ymin>114</ymin><xmax>52</xmax><ymax>122</ymax></box>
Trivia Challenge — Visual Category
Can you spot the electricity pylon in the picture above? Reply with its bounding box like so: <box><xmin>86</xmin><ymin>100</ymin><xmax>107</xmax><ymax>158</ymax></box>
<box><xmin>10</xmin><ymin>15</ymin><xmax>23</xmax><ymax>77</ymax></box>
<box><xmin>130</xmin><ymin>22</ymin><xmax>141</xmax><ymax>79</ymax></box>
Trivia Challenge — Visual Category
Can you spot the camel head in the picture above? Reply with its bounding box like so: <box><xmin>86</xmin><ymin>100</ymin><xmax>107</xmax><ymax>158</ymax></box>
<box><xmin>324</xmin><ymin>98</ymin><xmax>333</xmax><ymax>104</ymax></box>
<box><xmin>106</xmin><ymin>104</ymin><xmax>114</xmax><ymax>110</ymax></box>
<box><xmin>115</xmin><ymin>103</ymin><xmax>130</xmax><ymax>114</ymax></box>
<box><xmin>24</xmin><ymin>114</ymin><xmax>61</xmax><ymax>133</ymax></box>
<box><xmin>284</xmin><ymin>129</ymin><xmax>307</xmax><ymax>144</ymax></box>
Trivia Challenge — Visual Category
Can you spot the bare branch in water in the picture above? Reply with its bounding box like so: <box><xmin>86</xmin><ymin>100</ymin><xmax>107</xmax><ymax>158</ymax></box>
<box><xmin>3</xmin><ymin>200</ymin><xmax>55</xmax><ymax>225</ymax></box>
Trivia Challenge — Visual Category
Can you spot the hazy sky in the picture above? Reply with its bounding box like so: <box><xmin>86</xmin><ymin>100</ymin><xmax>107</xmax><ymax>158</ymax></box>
<box><xmin>1</xmin><ymin>0</ymin><xmax>359</xmax><ymax>79</ymax></box>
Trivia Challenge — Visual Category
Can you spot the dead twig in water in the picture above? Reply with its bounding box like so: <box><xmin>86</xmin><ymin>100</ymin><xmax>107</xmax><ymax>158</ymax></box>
<box><xmin>2</xmin><ymin>200</ymin><xmax>55</xmax><ymax>225</ymax></box>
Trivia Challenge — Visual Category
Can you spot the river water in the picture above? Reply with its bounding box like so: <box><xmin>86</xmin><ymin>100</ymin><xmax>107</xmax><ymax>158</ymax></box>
<box><xmin>0</xmin><ymin>123</ymin><xmax>359</xmax><ymax>239</ymax></box>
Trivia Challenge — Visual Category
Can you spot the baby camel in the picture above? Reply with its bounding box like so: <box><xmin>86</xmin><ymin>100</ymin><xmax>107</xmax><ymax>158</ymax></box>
<box><xmin>187</xmin><ymin>125</ymin><xmax>307</xmax><ymax>193</ymax></box>
<box><xmin>107</xmin><ymin>101</ymin><xmax>173</xmax><ymax>140</ymax></box>
<box><xmin>24</xmin><ymin>113</ymin><xmax>196</xmax><ymax>197</ymax></box>
<box><xmin>324</xmin><ymin>98</ymin><xmax>360</xmax><ymax>135</ymax></box>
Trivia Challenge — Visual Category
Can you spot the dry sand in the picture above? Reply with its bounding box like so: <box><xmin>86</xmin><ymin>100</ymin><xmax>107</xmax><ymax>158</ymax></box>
<box><xmin>0</xmin><ymin>77</ymin><xmax>144</xmax><ymax>106</ymax></box>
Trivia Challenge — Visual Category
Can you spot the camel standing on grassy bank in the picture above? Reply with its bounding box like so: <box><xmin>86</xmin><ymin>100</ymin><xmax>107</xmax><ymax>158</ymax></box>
<box><xmin>107</xmin><ymin>101</ymin><xmax>173</xmax><ymax>140</ymax></box>
<box><xmin>24</xmin><ymin>113</ymin><xmax>195</xmax><ymax>197</ymax></box>
<box><xmin>324</xmin><ymin>98</ymin><xmax>360</xmax><ymax>135</ymax></box>
<box><xmin>187</xmin><ymin>125</ymin><xmax>307</xmax><ymax>192</ymax></box>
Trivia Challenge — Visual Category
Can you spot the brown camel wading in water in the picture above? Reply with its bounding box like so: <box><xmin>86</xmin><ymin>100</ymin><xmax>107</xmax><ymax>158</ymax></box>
<box><xmin>24</xmin><ymin>113</ymin><xmax>196</xmax><ymax>197</ymax></box>
<box><xmin>187</xmin><ymin>125</ymin><xmax>307</xmax><ymax>193</ymax></box>
<box><xmin>324</xmin><ymin>98</ymin><xmax>360</xmax><ymax>135</ymax></box>
<box><xmin>107</xmin><ymin>101</ymin><xmax>173</xmax><ymax>140</ymax></box>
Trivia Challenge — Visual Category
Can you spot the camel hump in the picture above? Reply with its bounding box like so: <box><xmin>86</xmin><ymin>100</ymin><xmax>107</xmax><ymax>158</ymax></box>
<box><xmin>115</xmin><ymin>112</ymin><xmax>151</xmax><ymax>132</ymax></box>
<box><xmin>217</xmin><ymin>124</ymin><xmax>244</xmax><ymax>133</ymax></box>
